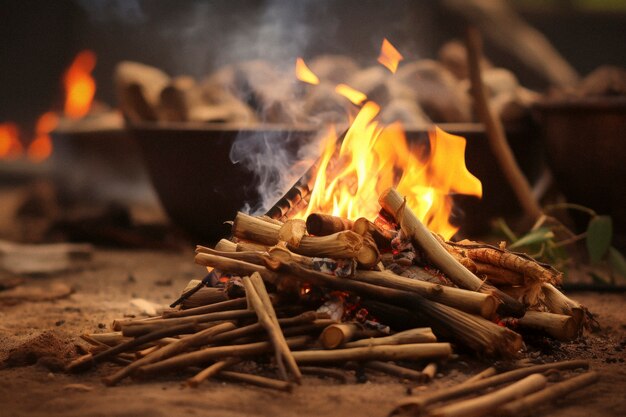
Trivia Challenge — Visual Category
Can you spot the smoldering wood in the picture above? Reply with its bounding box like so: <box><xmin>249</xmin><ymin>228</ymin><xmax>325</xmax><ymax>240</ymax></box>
<box><xmin>306</xmin><ymin>213</ymin><xmax>354</xmax><ymax>236</ymax></box>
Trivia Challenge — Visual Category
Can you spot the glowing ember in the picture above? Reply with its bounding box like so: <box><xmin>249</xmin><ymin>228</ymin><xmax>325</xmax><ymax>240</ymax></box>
<box><xmin>295</xmin><ymin>57</ymin><xmax>320</xmax><ymax>85</ymax></box>
<box><xmin>27</xmin><ymin>111</ymin><xmax>58</xmax><ymax>162</ymax></box>
<box><xmin>63</xmin><ymin>50</ymin><xmax>97</xmax><ymax>119</ymax></box>
<box><xmin>0</xmin><ymin>123</ymin><xmax>23</xmax><ymax>159</ymax></box>
<box><xmin>377</xmin><ymin>38</ymin><xmax>404</xmax><ymax>74</ymax></box>
<box><xmin>335</xmin><ymin>84</ymin><xmax>367</xmax><ymax>106</ymax></box>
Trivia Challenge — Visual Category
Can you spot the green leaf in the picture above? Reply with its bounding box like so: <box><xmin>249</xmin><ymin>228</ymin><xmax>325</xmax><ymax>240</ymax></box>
<box><xmin>608</xmin><ymin>246</ymin><xmax>626</xmax><ymax>279</ymax></box>
<box><xmin>586</xmin><ymin>216</ymin><xmax>613</xmax><ymax>262</ymax></box>
<box><xmin>509</xmin><ymin>227</ymin><xmax>554</xmax><ymax>250</ymax></box>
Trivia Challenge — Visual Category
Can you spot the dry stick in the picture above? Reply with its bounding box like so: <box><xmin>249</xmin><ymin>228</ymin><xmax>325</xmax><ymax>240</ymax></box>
<box><xmin>198</xmin><ymin>246</ymin><xmax>498</xmax><ymax>319</ymax></box>
<box><xmin>67</xmin><ymin>321</ymin><xmax>201</xmax><ymax>372</ymax></box>
<box><xmin>232</xmin><ymin>212</ymin><xmax>363</xmax><ymax>258</ymax></box>
<box><xmin>343</xmin><ymin>328</ymin><xmax>437</xmax><ymax>349</ymax></box>
<box><xmin>319</xmin><ymin>323</ymin><xmax>371</xmax><ymax>349</ymax></box>
<box><xmin>474</xmin><ymin>262</ymin><xmax>524</xmax><ymax>286</ymax></box>
<box><xmin>300</xmin><ymin>366</ymin><xmax>349</xmax><ymax>383</ymax></box>
<box><xmin>426</xmin><ymin>374</ymin><xmax>547</xmax><ymax>417</ymax></box>
<box><xmin>378</xmin><ymin>188</ymin><xmax>524</xmax><ymax>317</ymax></box>
<box><xmin>243</xmin><ymin>273</ymin><xmax>302</xmax><ymax>383</ymax></box>
<box><xmin>136</xmin><ymin>336</ymin><xmax>311</xmax><ymax>377</ymax></box>
<box><xmin>278</xmin><ymin>219</ymin><xmax>307</xmax><ymax>247</ymax></box>
<box><xmin>187</xmin><ymin>357</ymin><xmax>240</xmax><ymax>388</ymax></box>
<box><xmin>515</xmin><ymin>310</ymin><xmax>578</xmax><ymax>341</ymax></box>
<box><xmin>461</xmin><ymin>367</ymin><xmax>497</xmax><ymax>385</ymax></box>
<box><xmin>162</xmin><ymin>297</ymin><xmax>248</xmax><ymax>318</ymax></box>
<box><xmin>365</xmin><ymin>361</ymin><xmax>426</xmax><ymax>382</ymax></box>
<box><xmin>352</xmin><ymin>217</ymin><xmax>395</xmax><ymax>251</ymax></box>
<box><xmin>306</xmin><ymin>213</ymin><xmax>354</xmax><ymax>236</ymax></box>
<box><xmin>292</xmin><ymin>343</ymin><xmax>451</xmax><ymax>364</ymax></box>
<box><xmin>215</xmin><ymin>239</ymin><xmax>238</xmax><ymax>252</ymax></box>
<box><xmin>81</xmin><ymin>332</ymin><xmax>129</xmax><ymax>347</ymax></box>
<box><xmin>219</xmin><ymin>370</ymin><xmax>293</xmax><ymax>392</ymax></box>
<box><xmin>357</xmin><ymin>232</ymin><xmax>382</xmax><ymax>268</ymax></box>
<box><xmin>465</xmin><ymin>26</ymin><xmax>542</xmax><ymax>222</ymax></box>
<box><xmin>421</xmin><ymin>362</ymin><xmax>438</xmax><ymax>383</ymax></box>
<box><xmin>121</xmin><ymin>309</ymin><xmax>255</xmax><ymax>331</ymax></box>
<box><xmin>541</xmin><ymin>283</ymin><xmax>584</xmax><ymax>327</ymax></box>
<box><xmin>497</xmin><ymin>371</ymin><xmax>599</xmax><ymax>417</ymax></box>
<box><xmin>101</xmin><ymin>322</ymin><xmax>236</xmax><ymax>386</ymax></box>
<box><xmin>195</xmin><ymin>252</ymin><xmax>522</xmax><ymax>357</ymax></box>
<box><xmin>390</xmin><ymin>360</ymin><xmax>589</xmax><ymax>416</ymax></box>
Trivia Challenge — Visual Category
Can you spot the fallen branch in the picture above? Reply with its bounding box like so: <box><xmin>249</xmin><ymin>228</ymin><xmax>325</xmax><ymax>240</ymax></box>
<box><xmin>187</xmin><ymin>358</ymin><xmax>239</xmax><ymax>388</ymax></box>
<box><xmin>291</xmin><ymin>343</ymin><xmax>452</xmax><ymax>364</ymax></box>
<box><xmin>343</xmin><ymin>328</ymin><xmax>437</xmax><ymax>349</ymax></box>
<box><xmin>365</xmin><ymin>361</ymin><xmax>426</xmax><ymax>382</ymax></box>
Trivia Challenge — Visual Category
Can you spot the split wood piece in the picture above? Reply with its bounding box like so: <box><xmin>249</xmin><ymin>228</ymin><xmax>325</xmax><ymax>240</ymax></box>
<box><xmin>420</xmin><ymin>362</ymin><xmax>438</xmax><ymax>383</ymax></box>
<box><xmin>300</xmin><ymin>366</ymin><xmax>349</xmax><ymax>383</ymax></box>
<box><xmin>343</xmin><ymin>328</ymin><xmax>437</xmax><ymax>349</ymax></box>
<box><xmin>199</xmin><ymin>246</ymin><xmax>497</xmax><ymax>319</ymax></box>
<box><xmin>162</xmin><ymin>297</ymin><xmax>248</xmax><ymax>318</ymax></box>
<box><xmin>291</xmin><ymin>343</ymin><xmax>451</xmax><ymax>364</ymax></box>
<box><xmin>365</xmin><ymin>361</ymin><xmax>426</xmax><ymax>382</ymax></box>
<box><xmin>474</xmin><ymin>262</ymin><xmax>524</xmax><ymax>286</ymax></box>
<box><xmin>425</xmin><ymin>374</ymin><xmax>547</xmax><ymax>417</ymax></box>
<box><xmin>243</xmin><ymin>273</ymin><xmax>301</xmax><ymax>383</ymax></box>
<box><xmin>195</xmin><ymin>253</ymin><xmax>523</xmax><ymax>356</ymax></box>
<box><xmin>357</xmin><ymin>232</ymin><xmax>382</xmax><ymax>268</ymax></box>
<box><xmin>232</xmin><ymin>212</ymin><xmax>363</xmax><ymax>258</ymax></box>
<box><xmin>278</xmin><ymin>219</ymin><xmax>307</xmax><ymax>247</ymax></box>
<box><xmin>66</xmin><ymin>321</ymin><xmax>201</xmax><ymax>372</ymax></box>
<box><xmin>353</xmin><ymin>217</ymin><xmax>395</xmax><ymax>251</ymax></box>
<box><xmin>378</xmin><ymin>188</ymin><xmax>524</xmax><ymax>317</ymax></box>
<box><xmin>119</xmin><ymin>309</ymin><xmax>255</xmax><ymax>336</ymax></box>
<box><xmin>135</xmin><ymin>336</ymin><xmax>311</xmax><ymax>377</ymax></box>
<box><xmin>515</xmin><ymin>311</ymin><xmax>579</xmax><ymax>341</ymax></box>
<box><xmin>320</xmin><ymin>323</ymin><xmax>380</xmax><ymax>349</ymax></box>
<box><xmin>461</xmin><ymin>367</ymin><xmax>497</xmax><ymax>385</ymax></box>
<box><xmin>541</xmin><ymin>284</ymin><xmax>584</xmax><ymax>326</ymax></box>
<box><xmin>390</xmin><ymin>360</ymin><xmax>589</xmax><ymax>415</ymax></box>
<box><xmin>266</xmin><ymin>181</ymin><xmax>311</xmax><ymax>220</ymax></box>
<box><xmin>432</xmin><ymin>233</ymin><xmax>478</xmax><ymax>273</ymax></box>
<box><xmin>497</xmin><ymin>371</ymin><xmax>599</xmax><ymax>417</ymax></box>
<box><xmin>306</xmin><ymin>213</ymin><xmax>354</xmax><ymax>236</ymax></box>
<box><xmin>215</xmin><ymin>239</ymin><xmax>238</xmax><ymax>252</ymax></box>
<box><xmin>182</xmin><ymin>286</ymin><xmax>229</xmax><ymax>310</ymax></box>
<box><xmin>353</xmin><ymin>269</ymin><xmax>498</xmax><ymax>319</ymax></box>
<box><xmin>465</xmin><ymin>26</ymin><xmax>542</xmax><ymax>222</ymax></box>
<box><xmin>187</xmin><ymin>358</ymin><xmax>240</xmax><ymax>388</ymax></box>
<box><xmin>448</xmin><ymin>240</ymin><xmax>562</xmax><ymax>286</ymax></box>
<box><xmin>102</xmin><ymin>322</ymin><xmax>236</xmax><ymax>386</ymax></box>
<box><xmin>237</xmin><ymin>240</ymin><xmax>270</xmax><ymax>252</ymax></box>
<box><xmin>219</xmin><ymin>370</ymin><xmax>293</xmax><ymax>392</ymax></box>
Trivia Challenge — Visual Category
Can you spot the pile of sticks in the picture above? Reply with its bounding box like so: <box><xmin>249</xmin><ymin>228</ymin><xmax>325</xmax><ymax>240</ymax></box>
<box><xmin>66</xmin><ymin>187</ymin><xmax>592</xmax><ymax>414</ymax></box>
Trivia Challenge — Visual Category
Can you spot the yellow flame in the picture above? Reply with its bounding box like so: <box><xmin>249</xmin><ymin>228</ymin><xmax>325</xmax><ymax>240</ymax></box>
<box><xmin>294</xmin><ymin>107</ymin><xmax>481</xmax><ymax>239</ymax></box>
<box><xmin>27</xmin><ymin>111</ymin><xmax>58</xmax><ymax>162</ymax></box>
<box><xmin>64</xmin><ymin>50</ymin><xmax>97</xmax><ymax>119</ymax></box>
<box><xmin>0</xmin><ymin>123</ymin><xmax>23</xmax><ymax>159</ymax></box>
<box><xmin>335</xmin><ymin>84</ymin><xmax>367</xmax><ymax>106</ymax></box>
<box><xmin>295</xmin><ymin>57</ymin><xmax>320</xmax><ymax>85</ymax></box>
<box><xmin>377</xmin><ymin>38</ymin><xmax>404</xmax><ymax>74</ymax></box>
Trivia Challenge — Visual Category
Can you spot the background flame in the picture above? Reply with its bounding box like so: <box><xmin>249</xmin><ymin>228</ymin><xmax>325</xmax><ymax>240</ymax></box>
<box><xmin>63</xmin><ymin>50</ymin><xmax>97</xmax><ymax>119</ymax></box>
<box><xmin>0</xmin><ymin>123</ymin><xmax>23</xmax><ymax>159</ymax></box>
<box><xmin>295</xmin><ymin>57</ymin><xmax>320</xmax><ymax>85</ymax></box>
<box><xmin>377</xmin><ymin>38</ymin><xmax>404</xmax><ymax>74</ymax></box>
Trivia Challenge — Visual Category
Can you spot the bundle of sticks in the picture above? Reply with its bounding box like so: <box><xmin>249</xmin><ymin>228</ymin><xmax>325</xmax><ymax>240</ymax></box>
<box><xmin>66</xmin><ymin>187</ymin><xmax>590</xmax><ymax>412</ymax></box>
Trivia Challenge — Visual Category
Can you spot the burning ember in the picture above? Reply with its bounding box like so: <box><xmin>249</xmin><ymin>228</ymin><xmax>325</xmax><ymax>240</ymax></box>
<box><xmin>294</xmin><ymin>40</ymin><xmax>482</xmax><ymax>239</ymax></box>
<box><xmin>0</xmin><ymin>50</ymin><xmax>97</xmax><ymax>163</ymax></box>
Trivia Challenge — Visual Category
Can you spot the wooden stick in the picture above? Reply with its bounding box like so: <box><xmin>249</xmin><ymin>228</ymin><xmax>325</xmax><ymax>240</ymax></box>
<box><xmin>541</xmin><ymin>283</ymin><xmax>584</xmax><ymax>326</ymax></box>
<box><xmin>515</xmin><ymin>310</ymin><xmax>578</xmax><ymax>341</ymax></box>
<box><xmin>466</xmin><ymin>26</ymin><xmax>542</xmax><ymax>222</ymax></box>
<box><xmin>357</xmin><ymin>232</ymin><xmax>381</xmax><ymax>268</ymax></box>
<box><xmin>378</xmin><ymin>188</ymin><xmax>524</xmax><ymax>317</ymax></box>
<box><xmin>352</xmin><ymin>217</ymin><xmax>394</xmax><ymax>251</ymax></box>
<box><xmin>365</xmin><ymin>361</ymin><xmax>426</xmax><ymax>382</ymax></box>
<box><xmin>215</xmin><ymin>239</ymin><xmax>238</xmax><ymax>252</ymax></box>
<box><xmin>195</xmin><ymin>252</ymin><xmax>522</xmax><ymax>357</ymax></box>
<box><xmin>81</xmin><ymin>332</ymin><xmax>129</xmax><ymax>347</ymax></box>
<box><xmin>232</xmin><ymin>212</ymin><xmax>363</xmax><ymax>258</ymax></box>
<box><xmin>187</xmin><ymin>358</ymin><xmax>239</xmax><ymax>388</ymax></box>
<box><xmin>474</xmin><ymin>262</ymin><xmax>524</xmax><ymax>286</ymax></box>
<box><xmin>344</xmin><ymin>328</ymin><xmax>437</xmax><ymax>349</ymax></box>
<box><xmin>391</xmin><ymin>360</ymin><xmax>589</xmax><ymax>415</ymax></box>
<box><xmin>497</xmin><ymin>371</ymin><xmax>599</xmax><ymax>417</ymax></box>
<box><xmin>181</xmin><ymin>286</ymin><xmax>229</xmax><ymax>309</ymax></box>
<box><xmin>120</xmin><ymin>309</ymin><xmax>255</xmax><ymax>334</ymax></box>
<box><xmin>278</xmin><ymin>219</ymin><xmax>307</xmax><ymax>247</ymax></box>
<box><xmin>300</xmin><ymin>366</ymin><xmax>348</xmax><ymax>383</ymax></box>
<box><xmin>425</xmin><ymin>374</ymin><xmax>547</xmax><ymax>417</ymax></box>
<box><xmin>292</xmin><ymin>343</ymin><xmax>451</xmax><ymax>364</ymax></box>
<box><xmin>102</xmin><ymin>322</ymin><xmax>236</xmax><ymax>386</ymax></box>
<box><xmin>135</xmin><ymin>336</ymin><xmax>310</xmax><ymax>377</ymax></box>
<box><xmin>420</xmin><ymin>362</ymin><xmax>438</xmax><ymax>383</ymax></box>
<box><xmin>306</xmin><ymin>213</ymin><xmax>354</xmax><ymax>236</ymax></box>
<box><xmin>243</xmin><ymin>273</ymin><xmax>301</xmax><ymax>383</ymax></box>
<box><xmin>319</xmin><ymin>323</ymin><xmax>371</xmax><ymax>349</ymax></box>
<box><xmin>462</xmin><ymin>367</ymin><xmax>498</xmax><ymax>385</ymax></box>
<box><xmin>219</xmin><ymin>370</ymin><xmax>293</xmax><ymax>392</ymax></box>
<box><xmin>162</xmin><ymin>297</ymin><xmax>248</xmax><ymax>318</ymax></box>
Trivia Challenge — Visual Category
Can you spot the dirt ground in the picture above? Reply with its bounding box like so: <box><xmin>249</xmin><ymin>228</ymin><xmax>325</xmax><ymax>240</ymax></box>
<box><xmin>1</xmin><ymin>249</ymin><xmax>625</xmax><ymax>417</ymax></box>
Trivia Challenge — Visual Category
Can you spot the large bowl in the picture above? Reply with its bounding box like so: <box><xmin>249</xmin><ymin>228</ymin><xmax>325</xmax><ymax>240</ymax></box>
<box><xmin>131</xmin><ymin>122</ymin><xmax>541</xmax><ymax>243</ymax></box>
<box><xmin>534</xmin><ymin>97</ymin><xmax>626</xmax><ymax>234</ymax></box>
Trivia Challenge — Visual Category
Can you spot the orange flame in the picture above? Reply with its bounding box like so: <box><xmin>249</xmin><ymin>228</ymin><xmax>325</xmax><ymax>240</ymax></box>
<box><xmin>335</xmin><ymin>84</ymin><xmax>367</xmax><ymax>106</ymax></box>
<box><xmin>27</xmin><ymin>112</ymin><xmax>58</xmax><ymax>162</ymax></box>
<box><xmin>295</xmin><ymin>103</ymin><xmax>481</xmax><ymax>239</ymax></box>
<box><xmin>0</xmin><ymin>123</ymin><xmax>24</xmax><ymax>159</ymax></box>
<box><xmin>295</xmin><ymin>58</ymin><xmax>320</xmax><ymax>85</ymax></box>
<box><xmin>63</xmin><ymin>50</ymin><xmax>97</xmax><ymax>119</ymax></box>
<box><xmin>377</xmin><ymin>38</ymin><xmax>404</xmax><ymax>74</ymax></box>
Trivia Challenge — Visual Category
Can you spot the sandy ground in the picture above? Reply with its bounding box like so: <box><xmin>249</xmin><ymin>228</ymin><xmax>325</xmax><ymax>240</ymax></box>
<box><xmin>0</xmin><ymin>249</ymin><xmax>625</xmax><ymax>417</ymax></box>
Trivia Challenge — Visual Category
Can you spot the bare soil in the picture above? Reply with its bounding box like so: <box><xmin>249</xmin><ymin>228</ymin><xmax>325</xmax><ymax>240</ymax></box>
<box><xmin>1</xmin><ymin>249</ymin><xmax>625</xmax><ymax>417</ymax></box>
